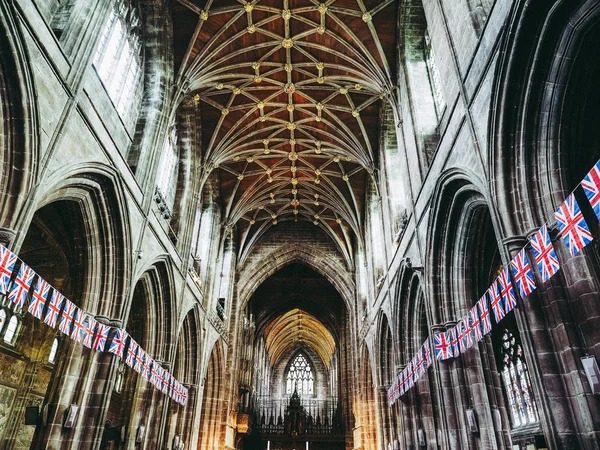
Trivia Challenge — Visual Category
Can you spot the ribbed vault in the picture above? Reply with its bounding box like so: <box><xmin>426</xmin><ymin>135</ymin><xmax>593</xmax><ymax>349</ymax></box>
<box><xmin>264</xmin><ymin>308</ymin><xmax>335</xmax><ymax>368</ymax></box>
<box><xmin>173</xmin><ymin>0</ymin><xmax>398</xmax><ymax>257</ymax></box>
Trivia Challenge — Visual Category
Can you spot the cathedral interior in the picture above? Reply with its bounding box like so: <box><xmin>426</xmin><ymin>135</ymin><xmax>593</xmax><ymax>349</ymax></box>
<box><xmin>1</xmin><ymin>0</ymin><xmax>600</xmax><ymax>449</ymax></box>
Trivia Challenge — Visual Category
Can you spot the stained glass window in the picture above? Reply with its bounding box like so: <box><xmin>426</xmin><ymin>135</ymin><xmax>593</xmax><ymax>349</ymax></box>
<box><xmin>48</xmin><ymin>337</ymin><xmax>59</xmax><ymax>364</ymax></box>
<box><xmin>499</xmin><ymin>329</ymin><xmax>538</xmax><ymax>428</ymax></box>
<box><xmin>286</xmin><ymin>353</ymin><xmax>314</xmax><ymax>396</ymax></box>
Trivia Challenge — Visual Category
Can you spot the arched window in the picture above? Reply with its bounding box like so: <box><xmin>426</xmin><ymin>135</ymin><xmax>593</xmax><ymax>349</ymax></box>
<box><xmin>424</xmin><ymin>30</ymin><xmax>446</xmax><ymax>119</ymax></box>
<box><xmin>3</xmin><ymin>315</ymin><xmax>19</xmax><ymax>345</ymax></box>
<box><xmin>48</xmin><ymin>337</ymin><xmax>59</xmax><ymax>364</ymax></box>
<box><xmin>155</xmin><ymin>126</ymin><xmax>179</xmax><ymax>213</ymax></box>
<box><xmin>93</xmin><ymin>0</ymin><xmax>143</xmax><ymax>129</ymax></box>
<box><xmin>498</xmin><ymin>329</ymin><xmax>538</xmax><ymax>428</ymax></box>
<box><xmin>286</xmin><ymin>353</ymin><xmax>314</xmax><ymax>396</ymax></box>
<box><xmin>114</xmin><ymin>360</ymin><xmax>126</xmax><ymax>393</ymax></box>
<box><xmin>0</xmin><ymin>309</ymin><xmax>6</xmax><ymax>335</ymax></box>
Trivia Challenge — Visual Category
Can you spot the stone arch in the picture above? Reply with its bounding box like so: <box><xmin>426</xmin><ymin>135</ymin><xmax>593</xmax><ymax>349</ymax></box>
<box><xmin>31</xmin><ymin>165</ymin><xmax>132</xmax><ymax>319</ymax></box>
<box><xmin>165</xmin><ymin>305</ymin><xmax>203</xmax><ymax>450</ymax></box>
<box><xmin>490</xmin><ymin>0</ymin><xmax>600</xmax><ymax>237</ymax></box>
<box><xmin>198</xmin><ymin>340</ymin><xmax>226</xmax><ymax>450</ymax></box>
<box><xmin>0</xmin><ymin>3</ymin><xmax>38</xmax><ymax>243</ymax></box>
<box><xmin>356</xmin><ymin>343</ymin><xmax>379</xmax><ymax>450</ymax></box>
<box><xmin>237</xmin><ymin>245</ymin><xmax>356</xmax><ymax>312</ymax></box>
<box><xmin>426</xmin><ymin>171</ymin><xmax>531</xmax><ymax>449</ymax></box>
<box><xmin>117</xmin><ymin>259</ymin><xmax>176</xmax><ymax>449</ymax></box>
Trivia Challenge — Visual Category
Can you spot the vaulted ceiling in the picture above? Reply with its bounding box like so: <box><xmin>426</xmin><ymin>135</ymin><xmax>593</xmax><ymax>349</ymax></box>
<box><xmin>173</xmin><ymin>0</ymin><xmax>398</xmax><ymax>260</ymax></box>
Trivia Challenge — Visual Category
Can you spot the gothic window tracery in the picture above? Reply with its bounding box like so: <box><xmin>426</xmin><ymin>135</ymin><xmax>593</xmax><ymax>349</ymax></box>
<box><xmin>499</xmin><ymin>329</ymin><xmax>538</xmax><ymax>428</ymax></box>
<box><xmin>286</xmin><ymin>353</ymin><xmax>314</xmax><ymax>397</ymax></box>
<box><xmin>93</xmin><ymin>0</ymin><xmax>143</xmax><ymax>129</ymax></box>
<box><xmin>3</xmin><ymin>315</ymin><xmax>19</xmax><ymax>345</ymax></box>
<box><xmin>156</xmin><ymin>126</ymin><xmax>179</xmax><ymax>212</ymax></box>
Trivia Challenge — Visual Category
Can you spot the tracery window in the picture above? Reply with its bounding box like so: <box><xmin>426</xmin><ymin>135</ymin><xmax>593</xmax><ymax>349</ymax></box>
<box><xmin>93</xmin><ymin>0</ymin><xmax>143</xmax><ymax>129</ymax></box>
<box><xmin>155</xmin><ymin>126</ymin><xmax>179</xmax><ymax>212</ymax></box>
<box><xmin>424</xmin><ymin>30</ymin><xmax>445</xmax><ymax>118</ymax></box>
<box><xmin>499</xmin><ymin>329</ymin><xmax>538</xmax><ymax>428</ymax></box>
<box><xmin>0</xmin><ymin>309</ymin><xmax>6</xmax><ymax>335</ymax></box>
<box><xmin>48</xmin><ymin>337</ymin><xmax>59</xmax><ymax>364</ymax></box>
<box><xmin>3</xmin><ymin>315</ymin><xmax>19</xmax><ymax>345</ymax></box>
<box><xmin>286</xmin><ymin>353</ymin><xmax>314</xmax><ymax>396</ymax></box>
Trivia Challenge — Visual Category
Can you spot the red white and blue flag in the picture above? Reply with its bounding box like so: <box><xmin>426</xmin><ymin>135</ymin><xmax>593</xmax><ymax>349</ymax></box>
<box><xmin>83</xmin><ymin>316</ymin><xmax>97</xmax><ymax>349</ymax></box>
<box><xmin>182</xmin><ymin>387</ymin><xmax>188</xmax><ymax>405</ymax></box>
<box><xmin>434</xmin><ymin>331</ymin><xmax>453</xmax><ymax>360</ymax></box>
<box><xmin>581</xmin><ymin>160</ymin><xmax>600</xmax><ymax>220</ymax></box>
<box><xmin>108</xmin><ymin>328</ymin><xmax>128</xmax><ymax>357</ymax></box>
<box><xmin>150</xmin><ymin>361</ymin><xmax>159</xmax><ymax>386</ymax></box>
<box><xmin>156</xmin><ymin>365</ymin><xmax>164</xmax><ymax>391</ymax></box>
<box><xmin>94</xmin><ymin>323</ymin><xmax>110</xmax><ymax>351</ymax></box>
<box><xmin>554</xmin><ymin>193</ymin><xmax>593</xmax><ymax>257</ymax></box>
<box><xmin>477</xmin><ymin>294</ymin><xmax>492</xmax><ymax>335</ymax></box>
<box><xmin>469</xmin><ymin>304</ymin><xmax>483</xmax><ymax>342</ymax></box>
<box><xmin>70</xmin><ymin>308</ymin><xmax>87</xmax><ymax>342</ymax></box>
<box><xmin>530</xmin><ymin>225</ymin><xmax>560</xmax><ymax>281</ymax></box>
<box><xmin>423</xmin><ymin>338</ymin><xmax>432</xmax><ymax>367</ymax></box>
<box><xmin>126</xmin><ymin>339</ymin><xmax>138</xmax><ymax>367</ymax></box>
<box><xmin>134</xmin><ymin>347</ymin><xmax>144</xmax><ymax>373</ymax></box>
<box><xmin>449</xmin><ymin>326</ymin><xmax>460</xmax><ymax>357</ymax></box>
<box><xmin>498</xmin><ymin>267</ymin><xmax>517</xmax><ymax>314</ymax></box>
<box><xmin>457</xmin><ymin>320</ymin><xmax>467</xmax><ymax>354</ymax></box>
<box><xmin>161</xmin><ymin>369</ymin><xmax>169</xmax><ymax>394</ymax></box>
<box><xmin>58</xmin><ymin>299</ymin><xmax>76</xmax><ymax>335</ymax></box>
<box><xmin>8</xmin><ymin>262</ymin><xmax>35</xmax><ymax>308</ymax></box>
<box><xmin>0</xmin><ymin>244</ymin><xmax>17</xmax><ymax>295</ymax></box>
<box><xmin>488</xmin><ymin>282</ymin><xmax>505</xmax><ymax>323</ymax></box>
<box><xmin>510</xmin><ymin>248</ymin><xmax>536</xmax><ymax>298</ymax></box>
<box><xmin>142</xmin><ymin>355</ymin><xmax>152</xmax><ymax>380</ymax></box>
<box><xmin>28</xmin><ymin>277</ymin><xmax>50</xmax><ymax>320</ymax></box>
<box><xmin>461</xmin><ymin>316</ymin><xmax>473</xmax><ymax>351</ymax></box>
<box><xmin>44</xmin><ymin>290</ymin><xmax>64</xmax><ymax>328</ymax></box>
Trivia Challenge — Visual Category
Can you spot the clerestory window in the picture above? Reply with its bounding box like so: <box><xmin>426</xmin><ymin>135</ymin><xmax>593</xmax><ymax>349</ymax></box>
<box><xmin>93</xmin><ymin>0</ymin><xmax>143</xmax><ymax>129</ymax></box>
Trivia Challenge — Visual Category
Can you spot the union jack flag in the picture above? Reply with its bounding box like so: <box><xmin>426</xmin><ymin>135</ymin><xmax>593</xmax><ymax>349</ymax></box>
<box><xmin>498</xmin><ymin>267</ymin><xmax>517</xmax><ymax>314</ymax></box>
<box><xmin>488</xmin><ymin>282</ymin><xmax>505</xmax><ymax>323</ymax></box>
<box><xmin>423</xmin><ymin>338</ymin><xmax>432</xmax><ymax>367</ymax></box>
<box><xmin>457</xmin><ymin>319</ymin><xmax>467</xmax><ymax>354</ymax></box>
<box><xmin>181</xmin><ymin>387</ymin><xmax>188</xmax><ymax>406</ymax></box>
<box><xmin>555</xmin><ymin>193</ymin><xmax>593</xmax><ymax>257</ymax></box>
<box><xmin>450</xmin><ymin>325</ymin><xmax>460</xmax><ymax>357</ymax></box>
<box><xmin>461</xmin><ymin>316</ymin><xmax>473</xmax><ymax>352</ymax></box>
<box><xmin>28</xmin><ymin>277</ymin><xmax>50</xmax><ymax>319</ymax></box>
<box><xmin>582</xmin><ymin>160</ymin><xmax>600</xmax><ymax>220</ymax></box>
<box><xmin>44</xmin><ymin>290</ymin><xmax>64</xmax><ymax>328</ymax></box>
<box><xmin>134</xmin><ymin>347</ymin><xmax>144</xmax><ymax>373</ymax></box>
<box><xmin>156</xmin><ymin>365</ymin><xmax>164</xmax><ymax>391</ymax></box>
<box><xmin>70</xmin><ymin>308</ymin><xmax>87</xmax><ymax>342</ymax></box>
<box><xmin>8</xmin><ymin>262</ymin><xmax>35</xmax><ymax>308</ymax></box>
<box><xmin>126</xmin><ymin>339</ymin><xmax>138</xmax><ymax>367</ymax></box>
<box><xmin>477</xmin><ymin>294</ymin><xmax>492</xmax><ymax>335</ymax></box>
<box><xmin>94</xmin><ymin>323</ymin><xmax>110</xmax><ymax>351</ymax></box>
<box><xmin>83</xmin><ymin>316</ymin><xmax>97</xmax><ymax>348</ymax></box>
<box><xmin>469</xmin><ymin>304</ymin><xmax>483</xmax><ymax>342</ymax></box>
<box><xmin>510</xmin><ymin>248</ymin><xmax>536</xmax><ymax>298</ymax></box>
<box><xmin>530</xmin><ymin>225</ymin><xmax>560</xmax><ymax>281</ymax></box>
<box><xmin>434</xmin><ymin>331</ymin><xmax>453</xmax><ymax>360</ymax></box>
<box><xmin>58</xmin><ymin>299</ymin><xmax>76</xmax><ymax>335</ymax></box>
<box><xmin>161</xmin><ymin>369</ymin><xmax>169</xmax><ymax>394</ymax></box>
<box><xmin>173</xmin><ymin>380</ymin><xmax>179</xmax><ymax>403</ymax></box>
<box><xmin>0</xmin><ymin>244</ymin><xmax>17</xmax><ymax>295</ymax></box>
<box><xmin>108</xmin><ymin>328</ymin><xmax>128</xmax><ymax>357</ymax></box>
<box><xmin>150</xmin><ymin>361</ymin><xmax>159</xmax><ymax>386</ymax></box>
<box><xmin>142</xmin><ymin>355</ymin><xmax>152</xmax><ymax>380</ymax></box>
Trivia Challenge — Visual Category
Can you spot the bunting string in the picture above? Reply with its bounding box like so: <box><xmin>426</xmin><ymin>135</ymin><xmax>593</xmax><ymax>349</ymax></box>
<box><xmin>0</xmin><ymin>246</ymin><xmax>188</xmax><ymax>406</ymax></box>
<box><xmin>388</xmin><ymin>159</ymin><xmax>600</xmax><ymax>405</ymax></box>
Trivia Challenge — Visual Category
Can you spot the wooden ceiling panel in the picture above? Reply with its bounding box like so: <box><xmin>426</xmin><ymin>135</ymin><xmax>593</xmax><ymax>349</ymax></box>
<box><xmin>175</xmin><ymin>0</ymin><xmax>398</xmax><ymax>264</ymax></box>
